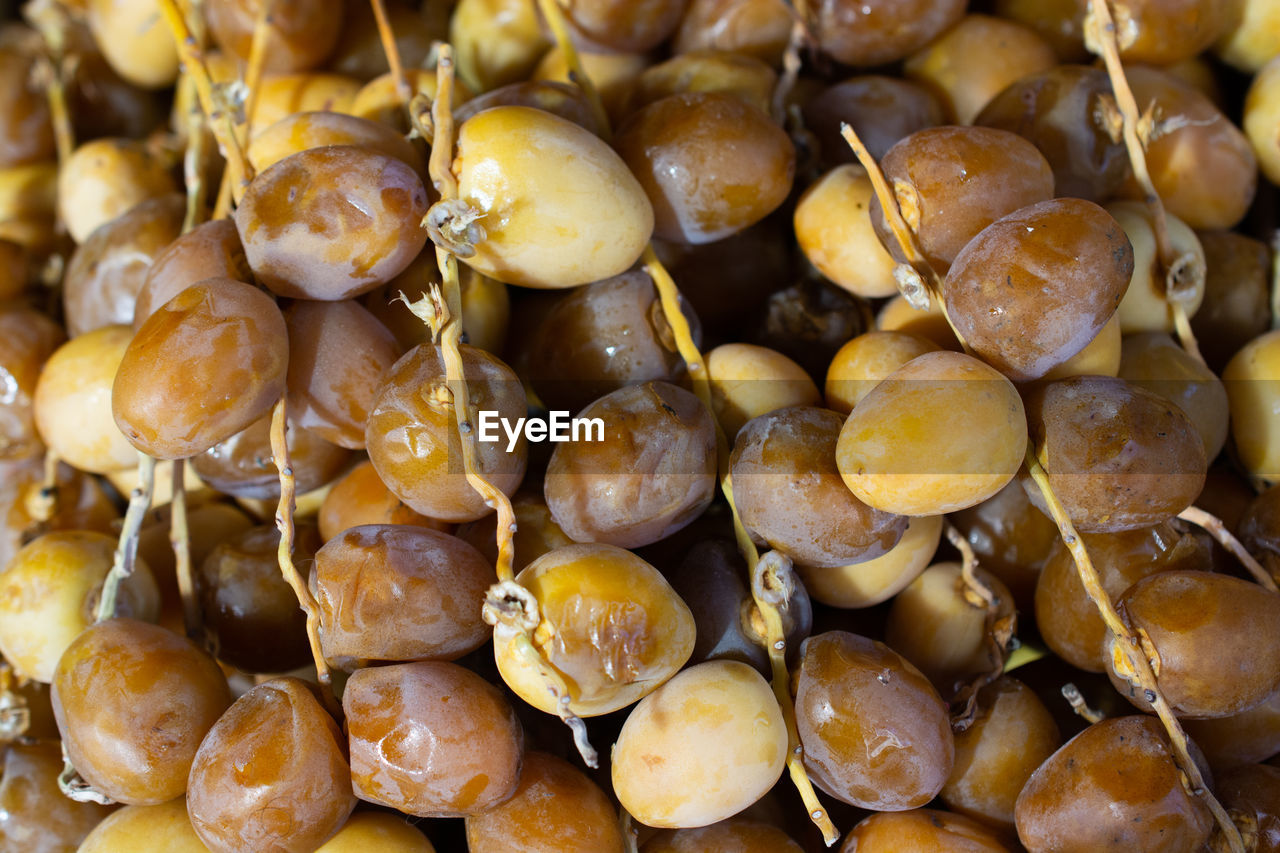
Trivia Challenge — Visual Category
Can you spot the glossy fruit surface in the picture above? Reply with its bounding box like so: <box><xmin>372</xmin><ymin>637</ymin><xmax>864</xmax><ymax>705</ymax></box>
<box><xmin>62</xmin><ymin>194</ymin><xmax>185</xmax><ymax>337</ymax></box>
<box><xmin>87</xmin><ymin>0</ymin><xmax>181</xmax><ymax>87</ymax></box>
<box><xmin>1214</xmin><ymin>763</ymin><xmax>1280</xmax><ymax>853</ymax></box>
<box><xmin>940</xmin><ymin>677</ymin><xmax>1061</xmax><ymax>830</ymax></box>
<box><xmin>187</xmin><ymin>678</ymin><xmax>355</xmax><ymax>853</ymax></box>
<box><xmin>871</xmin><ymin>126</ymin><xmax>1054</xmax><ymax>271</ymax></box>
<box><xmin>0</xmin><ymin>740</ymin><xmax>115</xmax><ymax>852</ymax></box>
<box><xmin>525</xmin><ymin>271</ymin><xmax>690</xmax><ymax>414</ymax></box>
<box><xmin>543</xmin><ymin>381</ymin><xmax>716</xmax><ymax>549</ymax></box>
<box><xmin>284</xmin><ymin>298</ymin><xmax>402</xmax><ymax>449</ymax></box>
<box><xmin>1183</xmin><ymin>689</ymin><xmax>1280</xmax><ymax>771</ymax></box>
<box><xmin>626</xmin><ymin>49</ymin><xmax>778</xmax><ymax>117</ymax></box>
<box><xmin>52</xmin><ymin>618</ymin><xmax>232</xmax><ymax>805</ymax></box>
<box><xmin>495</xmin><ymin>543</ymin><xmax>695</xmax><ymax>716</ymax></box>
<box><xmin>803</xmin><ymin>75</ymin><xmax>944</xmax><ymax>166</ymax></box>
<box><xmin>976</xmin><ymin>64</ymin><xmax>1129</xmax><ymax>201</ymax></box>
<box><xmin>312</xmin><ymin>524</ymin><xmax>495</xmax><ymax>667</ymax></box>
<box><xmin>1022</xmin><ymin>376</ymin><xmax>1207</xmax><ymax>532</ymax></box>
<box><xmin>206</xmin><ymin>0</ymin><xmax>344</xmax><ymax>73</ymax></box>
<box><xmin>884</xmin><ymin>562</ymin><xmax>1015</xmax><ymax>696</ymax></box>
<box><xmin>0</xmin><ymin>306</ymin><xmax>64</xmax><ymax>463</ymax></box>
<box><xmin>315</xmin><ymin>812</ymin><xmax>436</xmax><ymax>851</ymax></box>
<box><xmin>1193</xmin><ymin>231</ymin><xmax>1272</xmax><ymax>371</ymax></box>
<box><xmin>1224</xmin><ymin>330</ymin><xmax>1280</xmax><ymax>482</ymax></box>
<box><xmin>17</xmin><ymin>3</ymin><xmax>1280</xmax><ymax>848</ymax></box>
<box><xmin>943</xmin><ymin>198</ymin><xmax>1132</xmax><ymax>382</ymax></box>
<box><xmin>112</xmin><ymin>278</ymin><xmax>289</xmax><ymax>460</ymax></box>
<box><xmin>706</xmin><ymin>343</ymin><xmax>821</xmax><ymax>437</ymax></box>
<box><xmin>248</xmin><ymin>110</ymin><xmax>427</xmax><ymax>177</ymax></box>
<box><xmin>0</xmin><ymin>50</ymin><xmax>54</xmax><ymax>169</ymax></box>
<box><xmin>673</xmin><ymin>0</ymin><xmax>792</xmax><ymax>64</ymax></box>
<box><xmin>1107</xmin><ymin>571</ymin><xmax>1280</xmax><ymax>718</ymax></box>
<box><xmin>948</xmin><ymin>478</ymin><xmax>1058</xmax><ymax>612</ymax></box>
<box><xmin>824</xmin><ymin>330</ymin><xmax>939</xmax><ymax>414</ymax></box>
<box><xmin>813</xmin><ymin>0</ymin><xmax>966</xmax><ymax>67</ymax></box>
<box><xmin>1124</xmin><ymin>65</ymin><xmax>1257</xmax><ymax>230</ymax></box>
<box><xmin>615</xmin><ymin>92</ymin><xmax>795</xmax><ymax>245</ymax></box>
<box><xmin>235</xmin><ymin>146</ymin><xmax>428</xmax><ymax>301</ymax></box>
<box><xmin>366</xmin><ymin>342</ymin><xmax>527</xmax><ymax>522</ymax></box>
<box><xmin>1108</xmin><ymin>200</ymin><xmax>1205</xmax><ymax>335</ymax></box>
<box><xmin>453</xmin><ymin>106</ymin><xmax>653</xmax><ymax>288</ymax></box>
<box><xmin>192</xmin><ymin>415</ymin><xmax>350</xmax><ymax>501</ymax></box>
<box><xmin>797</xmin><ymin>513</ymin><xmax>942</xmax><ymax>609</ymax></box>
<box><xmin>644</xmin><ymin>818</ymin><xmax>804</xmax><ymax>852</ymax></box>
<box><xmin>317</xmin><ymin>458</ymin><xmax>448</xmax><ymax>540</ymax></box>
<box><xmin>1014</xmin><ymin>716</ymin><xmax>1213</xmax><ymax>852</ymax></box>
<box><xmin>198</xmin><ymin>523</ymin><xmax>316</xmax><ymax>674</ymax></box>
<box><xmin>795</xmin><ymin>165</ymin><xmax>900</xmax><ymax>299</ymax></box>
<box><xmin>611</xmin><ymin>659</ymin><xmax>787</xmax><ymax>828</ymax></box>
<box><xmin>904</xmin><ymin>13</ymin><xmax>1056</xmax><ymax>125</ymax></box>
<box><xmin>1118</xmin><ymin>331</ymin><xmax>1228</xmax><ymax>460</ymax></box>
<box><xmin>840</xmin><ymin>809</ymin><xmax>1013</xmax><ymax>852</ymax></box>
<box><xmin>563</xmin><ymin>0</ymin><xmax>687</xmax><ymax>52</ymax></box>
<box><xmin>77</xmin><ymin>799</ymin><xmax>209</xmax><ymax>852</ymax></box>
<box><xmin>466</xmin><ymin>751</ymin><xmax>626</xmax><ymax>853</ymax></box>
<box><xmin>1035</xmin><ymin>522</ymin><xmax>1209</xmax><ymax>672</ymax></box>
<box><xmin>132</xmin><ymin>219</ymin><xmax>251</xmax><ymax>331</ymax></box>
<box><xmin>0</xmin><ymin>529</ymin><xmax>158</xmax><ymax>682</ymax></box>
<box><xmin>732</xmin><ymin>406</ymin><xmax>906</xmax><ymax>567</ymax></box>
<box><xmin>344</xmin><ymin>660</ymin><xmax>523</xmax><ymax>817</ymax></box>
<box><xmin>794</xmin><ymin>631</ymin><xmax>954</xmax><ymax>810</ymax></box>
<box><xmin>837</xmin><ymin>351</ymin><xmax>1027</xmax><ymax>516</ymax></box>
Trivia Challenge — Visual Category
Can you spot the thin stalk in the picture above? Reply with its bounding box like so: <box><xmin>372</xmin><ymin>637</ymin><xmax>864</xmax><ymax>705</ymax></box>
<box><xmin>94</xmin><ymin>453</ymin><xmax>156</xmax><ymax>623</ymax></box>
<box><xmin>945</xmin><ymin>521</ymin><xmax>996</xmax><ymax>609</ymax></box>
<box><xmin>42</xmin><ymin>56</ymin><xmax>74</xmax><ymax>166</ymax></box>
<box><xmin>426</xmin><ymin>45</ymin><xmax>515</xmax><ymax>584</ymax></box>
<box><xmin>1061</xmin><ymin>683</ymin><xmax>1105</xmax><ymax>724</ymax></box>
<box><xmin>240</xmin><ymin>0</ymin><xmax>276</xmax><ymax>148</ymax></box>
<box><xmin>751</xmin><ymin>552</ymin><xmax>840</xmax><ymax>846</ymax></box>
<box><xmin>47</xmin><ymin>74</ymin><xmax>73</xmax><ymax>166</ymax></box>
<box><xmin>269</xmin><ymin>398</ymin><xmax>342</xmax><ymax>718</ymax></box>
<box><xmin>25</xmin><ymin>0</ymin><xmax>75</xmax><ymax>165</ymax></box>
<box><xmin>156</xmin><ymin>0</ymin><xmax>252</xmax><ymax>196</ymax></box>
<box><xmin>642</xmin><ymin>122</ymin><xmax>838</xmax><ymax>848</ymax></box>
<box><xmin>1084</xmin><ymin>0</ymin><xmax>1205</xmax><ymax>365</ymax></box>
<box><xmin>620</xmin><ymin>809</ymin><xmax>639</xmax><ymax>853</ymax></box>
<box><xmin>839</xmin><ymin>123</ymin><xmax>943</xmax><ymax>302</ymax></box>
<box><xmin>212</xmin><ymin>163</ymin><xmax>234</xmax><ymax>219</ymax></box>
<box><xmin>643</xmin><ymin>245</ymin><xmax>710</xmax><ymax>408</ymax></box>
<box><xmin>943</xmin><ymin>521</ymin><xmax>1012</xmax><ymax>730</ymax></box>
<box><xmin>1025</xmin><ymin>444</ymin><xmax>1243</xmax><ymax>853</ymax></box>
<box><xmin>181</xmin><ymin>99</ymin><xmax>209</xmax><ymax>233</ymax></box>
<box><xmin>1171</xmin><ymin>302</ymin><xmax>1205</xmax><ymax>365</ymax></box>
<box><xmin>425</xmin><ymin>44</ymin><xmax>593</xmax><ymax>763</ymax></box>
<box><xmin>170</xmin><ymin>458</ymin><xmax>202</xmax><ymax>639</ymax></box>
<box><xmin>485</xmin><ymin>582</ymin><xmax>597</xmax><ymax>766</ymax></box>
<box><xmin>1178</xmin><ymin>505</ymin><xmax>1278</xmax><ymax>591</ymax></box>
<box><xmin>772</xmin><ymin>17</ymin><xmax>805</xmax><ymax>125</ymax></box>
<box><xmin>533</xmin><ymin>0</ymin><xmax>611</xmax><ymax>140</ymax></box>
<box><xmin>773</xmin><ymin>0</ymin><xmax>817</xmax><ymax>125</ymax></box>
<box><xmin>840</xmin><ymin>123</ymin><xmax>973</xmax><ymax>353</ymax></box>
<box><xmin>369</xmin><ymin>0</ymin><xmax>410</xmax><ymax>105</ymax></box>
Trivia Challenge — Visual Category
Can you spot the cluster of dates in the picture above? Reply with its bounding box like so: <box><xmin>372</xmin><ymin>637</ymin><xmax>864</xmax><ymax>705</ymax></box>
<box><xmin>1</xmin><ymin>0</ymin><xmax>1280</xmax><ymax>852</ymax></box>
